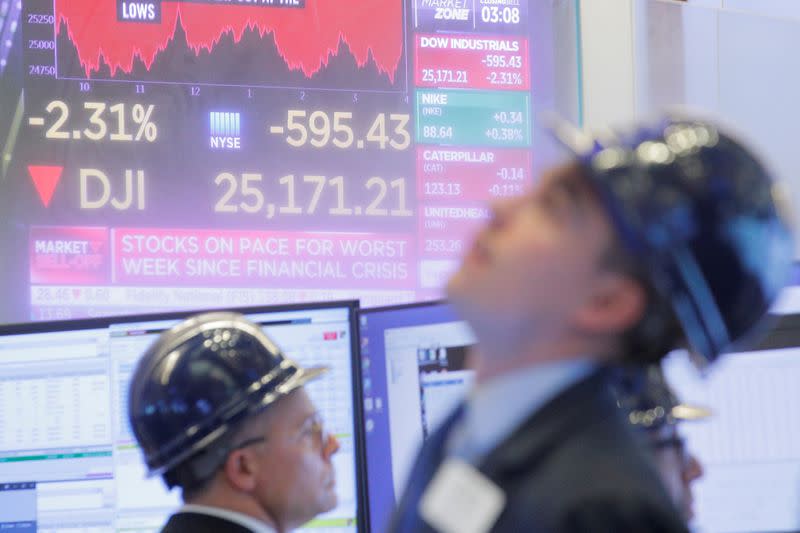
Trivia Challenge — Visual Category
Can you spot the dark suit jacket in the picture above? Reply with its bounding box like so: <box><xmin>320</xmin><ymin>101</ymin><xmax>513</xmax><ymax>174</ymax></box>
<box><xmin>160</xmin><ymin>512</ymin><xmax>255</xmax><ymax>533</ymax></box>
<box><xmin>389</xmin><ymin>367</ymin><xmax>690</xmax><ymax>533</ymax></box>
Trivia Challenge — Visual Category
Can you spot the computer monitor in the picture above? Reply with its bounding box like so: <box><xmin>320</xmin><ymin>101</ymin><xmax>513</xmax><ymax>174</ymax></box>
<box><xmin>358</xmin><ymin>300</ymin><xmax>475</xmax><ymax>533</ymax></box>
<box><xmin>663</xmin><ymin>347</ymin><xmax>800</xmax><ymax>533</ymax></box>
<box><xmin>0</xmin><ymin>300</ymin><xmax>364</xmax><ymax>533</ymax></box>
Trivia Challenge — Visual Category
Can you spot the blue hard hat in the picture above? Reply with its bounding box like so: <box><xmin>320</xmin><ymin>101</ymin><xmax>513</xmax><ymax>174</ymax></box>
<box><xmin>550</xmin><ymin>115</ymin><xmax>795</xmax><ymax>366</ymax></box>
<box><xmin>128</xmin><ymin>312</ymin><xmax>327</xmax><ymax>478</ymax></box>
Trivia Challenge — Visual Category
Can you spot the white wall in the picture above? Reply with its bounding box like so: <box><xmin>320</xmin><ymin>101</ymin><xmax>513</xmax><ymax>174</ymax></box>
<box><xmin>578</xmin><ymin>0</ymin><xmax>636</xmax><ymax>129</ymax></box>
<box><xmin>713</xmin><ymin>0</ymin><xmax>800</xmax><ymax>19</ymax></box>
<box><xmin>580</xmin><ymin>0</ymin><xmax>800</xmax><ymax>251</ymax></box>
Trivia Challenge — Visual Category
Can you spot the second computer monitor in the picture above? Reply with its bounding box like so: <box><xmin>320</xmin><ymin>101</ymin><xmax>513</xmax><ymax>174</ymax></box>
<box><xmin>359</xmin><ymin>300</ymin><xmax>476</xmax><ymax>533</ymax></box>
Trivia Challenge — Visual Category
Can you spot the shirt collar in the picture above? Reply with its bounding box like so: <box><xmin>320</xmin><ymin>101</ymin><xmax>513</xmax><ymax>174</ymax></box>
<box><xmin>448</xmin><ymin>358</ymin><xmax>596</xmax><ymax>462</ymax></box>
<box><xmin>179</xmin><ymin>504</ymin><xmax>278</xmax><ymax>533</ymax></box>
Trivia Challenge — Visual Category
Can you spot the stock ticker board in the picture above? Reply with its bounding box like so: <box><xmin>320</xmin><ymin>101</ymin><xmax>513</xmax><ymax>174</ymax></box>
<box><xmin>0</xmin><ymin>0</ymin><xmax>534</xmax><ymax>321</ymax></box>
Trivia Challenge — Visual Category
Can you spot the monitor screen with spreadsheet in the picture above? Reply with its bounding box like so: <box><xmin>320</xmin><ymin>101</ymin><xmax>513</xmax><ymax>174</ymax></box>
<box><xmin>0</xmin><ymin>300</ymin><xmax>364</xmax><ymax>533</ymax></box>
<box><xmin>358</xmin><ymin>300</ymin><xmax>475</xmax><ymax>533</ymax></box>
<box><xmin>663</xmin><ymin>347</ymin><xmax>800</xmax><ymax>533</ymax></box>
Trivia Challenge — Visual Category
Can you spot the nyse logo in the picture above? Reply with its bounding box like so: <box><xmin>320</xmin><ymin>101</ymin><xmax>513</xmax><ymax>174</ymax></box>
<box><xmin>117</xmin><ymin>0</ymin><xmax>161</xmax><ymax>22</ymax></box>
<box><xmin>209</xmin><ymin>112</ymin><xmax>242</xmax><ymax>150</ymax></box>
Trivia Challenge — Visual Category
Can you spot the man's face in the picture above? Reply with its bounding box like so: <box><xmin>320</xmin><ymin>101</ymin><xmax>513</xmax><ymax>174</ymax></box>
<box><xmin>652</xmin><ymin>432</ymin><xmax>704</xmax><ymax>523</ymax></box>
<box><xmin>447</xmin><ymin>162</ymin><xmax>621</xmax><ymax>341</ymax></box>
<box><xmin>247</xmin><ymin>388</ymin><xmax>340</xmax><ymax>530</ymax></box>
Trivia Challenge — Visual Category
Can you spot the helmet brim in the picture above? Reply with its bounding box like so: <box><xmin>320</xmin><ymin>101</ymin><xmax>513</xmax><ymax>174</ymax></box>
<box><xmin>671</xmin><ymin>403</ymin><xmax>712</xmax><ymax>421</ymax></box>
<box><xmin>254</xmin><ymin>364</ymin><xmax>329</xmax><ymax>410</ymax></box>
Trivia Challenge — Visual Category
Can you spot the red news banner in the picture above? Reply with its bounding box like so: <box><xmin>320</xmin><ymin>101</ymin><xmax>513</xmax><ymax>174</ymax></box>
<box><xmin>113</xmin><ymin>229</ymin><xmax>415</xmax><ymax>289</ymax></box>
<box><xmin>30</xmin><ymin>227</ymin><xmax>416</xmax><ymax>290</ymax></box>
<box><xmin>414</xmin><ymin>34</ymin><xmax>530</xmax><ymax>90</ymax></box>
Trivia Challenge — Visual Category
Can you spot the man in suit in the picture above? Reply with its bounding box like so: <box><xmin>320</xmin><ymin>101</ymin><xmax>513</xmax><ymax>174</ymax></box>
<box><xmin>127</xmin><ymin>312</ymin><xmax>340</xmax><ymax>533</ymax></box>
<box><xmin>613</xmin><ymin>364</ymin><xmax>708</xmax><ymax>524</ymax></box>
<box><xmin>390</xmin><ymin>116</ymin><xmax>794</xmax><ymax>533</ymax></box>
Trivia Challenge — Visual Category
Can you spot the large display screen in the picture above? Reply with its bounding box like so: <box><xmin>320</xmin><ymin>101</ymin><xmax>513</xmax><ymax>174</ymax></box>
<box><xmin>0</xmin><ymin>301</ymin><xmax>364</xmax><ymax>532</ymax></box>
<box><xmin>0</xmin><ymin>0</ymin><xmax>576</xmax><ymax>323</ymax></box>
<box><xmin>358</xmin><ymin>301</ymin><xmax>475</xmax><ymax>533</ymax></box>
